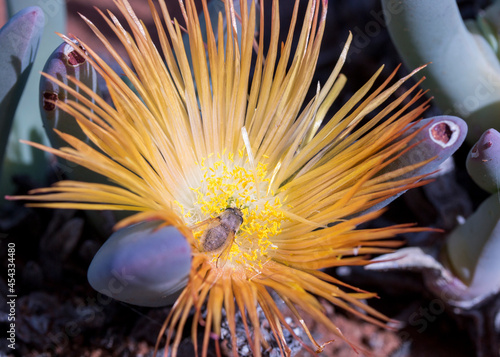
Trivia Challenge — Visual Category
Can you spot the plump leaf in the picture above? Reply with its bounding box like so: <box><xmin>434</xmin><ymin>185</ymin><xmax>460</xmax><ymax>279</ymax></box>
<box><xmin>382</xmin><ymin>0</ymin><xmax>500</xmax><ymax>143</ymax></box>
<box><xmin>445</xmin><ymin>194</ymin><xmax>500</xmax><ymax>299</ymax></box>
<box><xmin>367</xmin><ymin>116</ymin><xmax>468</xmax><ymax>213</ymax></box>
<box><xmin>40</xmin><ymin>40</ymin><xmax>101</xmax><ymax>180</ymax></box>
<box><xmin>0</xmin><ymin>6</ymin><xmax>44</xmax><ymax>183</ymax></box>
<box><xmin>88</xmin><ymin>221</ymin><xmax>192</xmax><ymax>307</ymax></box>
<box><xmin>1</xmin><ymin>0</ymin><xmax>66</xmax><ymax>199</ymax></box>
<box><xmin>466</xmin><ymin>128</ymin><xmax>500</xmax><ymax>193</ymax></box>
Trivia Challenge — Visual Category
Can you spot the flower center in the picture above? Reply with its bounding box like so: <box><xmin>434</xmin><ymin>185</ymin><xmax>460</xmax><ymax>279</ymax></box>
<box><xmin>179</xmin><ymin>151</ymin><xmax>286</xmax><ymax>268</ymax></box>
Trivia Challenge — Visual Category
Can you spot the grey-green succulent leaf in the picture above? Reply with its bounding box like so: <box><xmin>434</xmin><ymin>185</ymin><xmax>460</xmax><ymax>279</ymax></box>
<box><xmin>445</xmin><ymin>194</ymin><xmax>500</xmax><ymax>300</ymax></box>
<box><xmin>382</xmin><ymin>0</ymin><xmax>500</xmax><ymax>143</ymax></box>
<box><xmin>1</xmin><ymin>0</ymin><xmax>66</xmax><ymax>199</ymax></box>
<box><xmin>40</xmin><ymin>40</ymin><xmax>100</xmax><ymax>179</ymax></box>
<box><xmin>367</xmin><ymin>116</ymin><xmax>467</xmax><ymax>214</ymax></box>
<box><xmin>0</xmin><ymin>6</ymin><xmax>44</xmax><ymax>186</ymax></box>
<box><xmin>88</xmin><ymin>221</ymin><xmax>192</xmax><ymax>307</ymax></box>
<box><xmin>466</xmin><ymin>128</ymin><xmax>500</xmax><ymax>194</ymax></box>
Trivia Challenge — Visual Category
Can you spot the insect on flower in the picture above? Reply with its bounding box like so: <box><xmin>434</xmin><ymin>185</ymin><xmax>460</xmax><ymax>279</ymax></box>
<box><xmin>193</xmin><ymin>207</ymin><xmax>243</xmax><ymax>267</ymax></box>
<box><xmin>6</xmin><ymin>0</ymin><xmax>456</xmax><ymax>355</ymax></box>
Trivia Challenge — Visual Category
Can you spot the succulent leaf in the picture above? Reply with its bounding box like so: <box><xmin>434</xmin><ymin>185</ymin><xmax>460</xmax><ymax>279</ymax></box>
<box><xmin>466</xmin><ymin>128</ymin><xmax>500</xmax><ymax>194</ymax></box>
<box><xmin>1</xmin><ymin>0</ymin><xmax>66</xmax><ymax>198</ymax></box>
<box><xmin>382</xmin><ymin>0</ymin><xmax>500</xmax><ymax>142</ymax></box>
<box><xmin>0</xmin><ymin>6</ymin><xmax>44</xmax><ymax>186</ymax></box>
<box><xmin>87</xmin><ymin>221</ymin><xmax>192</xmax><ymax>307</ymax></box>
<box><xmin>367</xmin><ymin>116</ymin><xmax>467</xmax><ymax>213</ymax></box>
<box><xmin>445</xmin><ymin>194</ymin><xmax>500</xmax><ymax>299</ymax></box>
<box><xmin>391</xmin><ymin>117</ymin><xmax>467</xmax><ymax>176</ymax></box>
<box><xmin>40</xmin><ymin>40</ymin><xmax>104</xmax><ymax>182</ymax></box>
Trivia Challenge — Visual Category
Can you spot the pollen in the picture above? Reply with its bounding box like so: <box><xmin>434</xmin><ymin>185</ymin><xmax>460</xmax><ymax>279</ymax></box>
<box><xmin>185</xmin><ymin>152</ymin><xmax>286</xmax><ymax>267</ymax></box>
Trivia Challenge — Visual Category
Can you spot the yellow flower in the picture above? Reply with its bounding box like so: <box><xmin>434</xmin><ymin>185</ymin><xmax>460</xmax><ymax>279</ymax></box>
<box><xmin>12</xmin><ymin>0</ymin><xmax>432</xmax><ymax>355</ymax></box>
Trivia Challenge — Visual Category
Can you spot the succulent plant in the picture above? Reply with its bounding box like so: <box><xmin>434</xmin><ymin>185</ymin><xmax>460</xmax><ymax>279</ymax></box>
<box><xmin>69</xmin><ymin>0</ymin><xmax>470</xmax><ymax>312</ymax></box>
<box><xmin>85</xmin><ymin>114</ymin><xmax>467</xmax><ymax>310</ymax></box>
<box><xmin>381</xmin><ymin>0</ymin><xmax>500</xmax><ymax>143</ymax></box>
<box><xmin>367</xmin><ymin>127</ymin><xmax>500</xmax><ymax>356</ymax></box>
<box><xmin>375</xmin><ymin>3</ymin><xmax>500</xmax><ymax>350</ymax></box>
<box><xmin>1</xmin><ymin>0</ymin><xmax>479</xmax><ymax>355</ymax></box>
<box><xmin>7</xmin><ymin>0</ymin><xmax>474</xmax><ymax>354</ymax></box>
<box><xmin>0</xmin><ymin>6</ymin><xmax>44</xmax><ymax>193</ymax></box>
<box><xmin>0</xmin><ymin>0</ymin><xmax>66</xmax><ymax>200</ymax></box>
<box><xmin>442</xmin><ymin>127</ymin><xmax>500</xmax><ymax>304</ymax></box>
<box><xmin>371</xmin><ymin>126</ymin><xmax>500</xmax><ymax>306</ymax></box>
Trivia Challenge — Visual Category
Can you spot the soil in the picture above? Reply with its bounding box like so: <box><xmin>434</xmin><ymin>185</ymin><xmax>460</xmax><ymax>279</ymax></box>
<box><xmin>0</xmin><ymin>0</ymin><xmax>497</xmax><ymax>356</ymax></box>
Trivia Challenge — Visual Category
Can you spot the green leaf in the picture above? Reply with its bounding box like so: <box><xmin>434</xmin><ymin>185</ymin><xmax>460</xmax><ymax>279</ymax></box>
<box><xmin>0</xmin><ymin>6</ymin><xmax>44</xmax><ymax>190</ymax></box>
<box><xmin>1</xmin><ymin>0</ymin><xmax>66</xmax><ymax>199</ymax></box>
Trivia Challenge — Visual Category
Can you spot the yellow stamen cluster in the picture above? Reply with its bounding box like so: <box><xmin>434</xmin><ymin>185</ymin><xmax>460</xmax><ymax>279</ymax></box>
<box><xmin>186</xmin><ymin>152</ymin><xmax>285</xmax><ymax>267</ymax></box>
